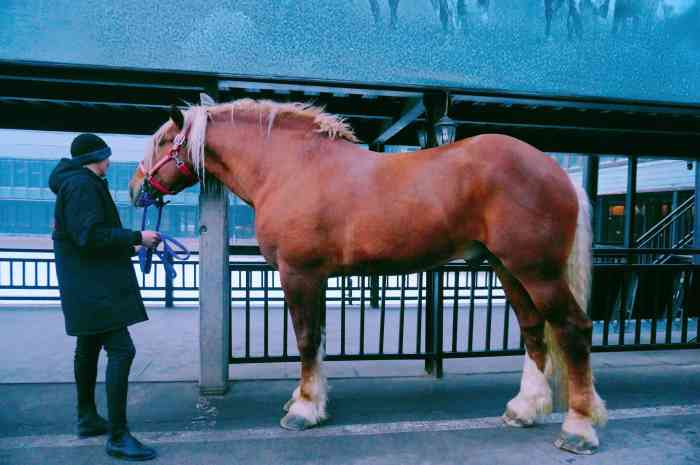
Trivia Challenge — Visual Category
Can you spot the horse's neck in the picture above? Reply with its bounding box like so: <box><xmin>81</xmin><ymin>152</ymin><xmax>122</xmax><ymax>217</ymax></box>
<box><xmin>205</xmin><ymin>121</ymin><xmax>307</xmax><ymax>206</ymax></box>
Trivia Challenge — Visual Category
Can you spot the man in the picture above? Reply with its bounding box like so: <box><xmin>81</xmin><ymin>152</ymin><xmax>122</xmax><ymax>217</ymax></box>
<box><xmin>49</xmin><ymin>133</ymin><xmax>161</xmax><ymax>461</ymax></box>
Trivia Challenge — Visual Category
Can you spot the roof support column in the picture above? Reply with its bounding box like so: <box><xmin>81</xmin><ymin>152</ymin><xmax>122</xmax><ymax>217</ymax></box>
<box><xmin>198</xmin><ymin>179</ymin><xmax>231</xmax><ymax>395</ymax></box>
<box><xmin>623</xmin><ymin>155</ymin><xmax>638</xmax><ymax>250</ymax></box>
<box><xmin>582</xmin><ymin>155</ymin><xmax>600</xmax><ymax>242</ymax></box>
<box><xmin>199</xmin><ymin>84</ymin><xmax>231</xmax><ymax>396</ymax></box>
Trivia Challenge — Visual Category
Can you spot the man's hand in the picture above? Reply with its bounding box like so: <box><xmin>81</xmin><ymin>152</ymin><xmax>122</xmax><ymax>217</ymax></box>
<box><xmin>141</xmin><ymin>230</ymin><xmax>161</xmax><ymax>248</ymax></box>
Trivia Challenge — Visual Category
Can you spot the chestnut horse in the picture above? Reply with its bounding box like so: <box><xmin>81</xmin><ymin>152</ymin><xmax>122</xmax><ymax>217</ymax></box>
<box><xmin>129</xmin><ymin>99</ymin><xmax>607</xmax><ymax>454</ymax></box>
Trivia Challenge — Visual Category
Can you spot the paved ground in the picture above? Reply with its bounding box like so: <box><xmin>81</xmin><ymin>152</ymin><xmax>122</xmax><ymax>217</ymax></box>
<box><xmin>1</xmin><ymin>352</ymin><xmax>699</xmax><ymax>465</ymax></box>
<box><xmin>1</xmin><ymin>306</ymin><xmax>699</xmax><ymax>465</ymax></box>
<box><xmin>2</xmin><ymin>306</ymin><xmax>696</xmax><ymax>383</ymax></box>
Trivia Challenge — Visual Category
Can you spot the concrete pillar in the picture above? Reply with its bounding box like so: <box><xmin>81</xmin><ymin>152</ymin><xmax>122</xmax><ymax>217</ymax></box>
<box><xmin>198</xmin><ymin>179</ymin><xmax>230</xmax><ymax>395</ymax></box>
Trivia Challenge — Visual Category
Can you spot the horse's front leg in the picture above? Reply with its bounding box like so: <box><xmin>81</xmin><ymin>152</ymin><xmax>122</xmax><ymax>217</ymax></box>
<box><xmin>279</xmin><ymin>268</ymin><xmax>328</xmax><ymax>431</ymax></box>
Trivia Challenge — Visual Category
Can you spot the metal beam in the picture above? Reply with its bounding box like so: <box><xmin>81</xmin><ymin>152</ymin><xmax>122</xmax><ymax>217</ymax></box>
<box><xmin>371</xmin><ymin>98</ymin><xmax>424</xmax><ymax>145</ymax></box>
<box><xmin>1</xmin><ymin>60</ymin><xmax>699</xmax><ymax>156</ymax></box>
<box><xmin>451</xmin><ymin>93</ymin><xmax>700</xmax><ymax>117</ymax></box>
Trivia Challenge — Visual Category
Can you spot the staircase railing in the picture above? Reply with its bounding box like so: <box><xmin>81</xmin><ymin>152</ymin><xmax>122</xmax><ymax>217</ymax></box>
<box><xmin>635</xmin><ymin>194</ymin><xmax>695</xmax><ymax>264</ymax></box>
<box><xmin>636</xmin><ymin>194</ymin><xmax>694</xmax><ymax>249</ymax></box>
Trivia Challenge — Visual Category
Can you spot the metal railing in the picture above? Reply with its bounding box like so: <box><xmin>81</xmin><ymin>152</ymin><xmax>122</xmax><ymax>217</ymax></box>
<box><xmin>0</xmin><ymin>248</ymin><xmax>200</xmax><ymax>306</ymax></box>
<box><xmin>228</xmin><ymin>250</ymin><xmax>700</xmax><ymax>372</ymax></box>
<box><xmin>1</xmin><ymin>247</ymin><xmax>698</xmax><ymax>373</ymax></box>
<box><xmin>635</xmin><ymin>195</ymin><xmax>695</xmax><ymax>263</ymax></box>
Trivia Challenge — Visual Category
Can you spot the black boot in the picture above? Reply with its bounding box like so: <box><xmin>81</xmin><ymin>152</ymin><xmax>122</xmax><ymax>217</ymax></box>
<box><xmin>106</xmin><ymin>431</ymin><xmax>157</xmax><ymax>461</ymax></box>
<box><xmin>77</xmin><ymin>411</ymin><xmax>110</xmax><ymax>438</ymax></box>
<box><xmin>75</xmin><ymin>335</ymin><xmax>103</xmax><ymax>438</ymax></box>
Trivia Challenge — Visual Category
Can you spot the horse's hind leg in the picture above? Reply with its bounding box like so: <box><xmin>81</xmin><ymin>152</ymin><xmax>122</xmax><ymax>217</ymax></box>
<box><xmin>279</xmin><ymin>269</ymin><xmax>328</xmax><ymax>431</ymax></box>
<box><xmin>567</xmin><ymin>0</ymin><xmax>583</xmax><ymax>38</ymax></box>
<box><xmin>490</xmin><ymin>261</ymin><xmax>553</xmax><ymax>427</ymax></box>
<box><xmin>545</xmin><ymin>0</ymin><xmax>555</xmax><ymax>37</ymax></box>
<box><xmin>523</xmin><ymin>278</ymin><xmax>607</xmax><ymax>454</ymax></box>
<box><xmin>389</xmin><ymin>0</ymin><xmax>400</xmax><ymax>28</ymax></box>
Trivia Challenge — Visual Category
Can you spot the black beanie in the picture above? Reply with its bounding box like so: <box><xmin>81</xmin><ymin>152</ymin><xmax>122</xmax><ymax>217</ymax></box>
<box><xmin>70</xmin><ymin>133</ymin><xmax>112</xmax><ymax>165</ymax></box>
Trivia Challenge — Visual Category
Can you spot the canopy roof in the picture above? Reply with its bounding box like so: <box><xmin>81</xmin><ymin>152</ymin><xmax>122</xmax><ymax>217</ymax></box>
<box><xmin>1</xmin><ymin>1</ymin><xmax>699</xmax><ymax>157</ymax></box>
<box><xmin>2</xmin><ymin>0</ymin><xmax>698</xmax><ymax>103</ymax></box>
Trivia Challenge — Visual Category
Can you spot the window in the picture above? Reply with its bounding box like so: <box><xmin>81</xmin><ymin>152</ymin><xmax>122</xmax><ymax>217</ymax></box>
<box><xmin>13</xmin><ymin>160</ymin><xmax>27</xmax><ymax>187</ymax></box>
<box><xmin>0</xmin><ymin>160</ymin><xmax>12</xmax><ymax>186</ymax></box>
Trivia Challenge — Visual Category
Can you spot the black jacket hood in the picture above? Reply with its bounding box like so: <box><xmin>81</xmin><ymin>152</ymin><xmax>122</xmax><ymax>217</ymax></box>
<box><xmin>49</xmin><ymin>158</ymin><xmax>92</xmax><ymax>194</ymax></box>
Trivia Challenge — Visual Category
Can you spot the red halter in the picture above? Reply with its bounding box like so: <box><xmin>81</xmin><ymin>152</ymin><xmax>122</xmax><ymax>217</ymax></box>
<box><xmin>139</xmin><ymin>132</ymin><xmax>198</xmax><ymax>196</ymax></box>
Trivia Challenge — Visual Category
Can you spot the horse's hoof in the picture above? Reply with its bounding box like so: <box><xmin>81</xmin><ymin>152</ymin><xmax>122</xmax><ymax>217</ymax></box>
<box><xmin>554</xmin><ymin>432</ymin><xmax>599</xmax><ymax>455</ymax></box>
<box><xmin>280</xmin><ymin>414</ymin><xmax>315</xmax><ymax>431</ymax></box>
<box><xmin>502</xmin><ymin>408</ymin><xmax>535</xmax><ymax>428</ymax></box>
<box><xmin>283</xmin><ymin>398</ymin><xmax>294</xmax><ymax>412</ymax></box>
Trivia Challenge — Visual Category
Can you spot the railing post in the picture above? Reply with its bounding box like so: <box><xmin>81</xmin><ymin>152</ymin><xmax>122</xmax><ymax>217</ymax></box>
<box><xmin>424</xmin><ymin>272</ymin><xmax>434</xmax><ymax>374</ymax></box>
<box><xmin>670</xmin><ymin>191</ymin><xmax>679</xmax><ymax>247</ymax></box>
<box><xmin>198</xmin><ymin>177</ymin><xmax>230</xmax><ymax>396</ymax></box>
<box><xmin>424</xmin><ymin>269</ymin><xmax>444</xmax><ymax>378</ymax></box>
<box><xmin>370</xmin><ymin>274</ymin><xmax>380</xmax><ymax>309</ymax></box>
<box><xmin>165</xmin><ymin>270</ymin><xmax>174</xmax><ymax>308</ymax></box>
<box><xmin>694</xmin><ymin>166</ymin><xmax>700</xmax><ymax>265</ymax></box>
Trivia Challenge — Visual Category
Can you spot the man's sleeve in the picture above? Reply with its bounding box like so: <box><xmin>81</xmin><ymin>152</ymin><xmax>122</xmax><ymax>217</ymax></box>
<box><xmin>62</xmin><ymin>181</ymin><xmax>142</xmax><ymax>254</ymax></box>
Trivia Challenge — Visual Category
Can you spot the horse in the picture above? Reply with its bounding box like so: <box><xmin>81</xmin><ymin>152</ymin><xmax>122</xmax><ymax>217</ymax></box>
<box><xmin>545</xmin><ymin>0</ymin><xmax>584</xmax><ymax>39</ymax></box>
<box><xmin>597</xmin><ymin>0</ymin><xmax>694</xmax><ymax>32</ymax></box>
<box><xmin>369</xmin><ymin>0</ymin><xmax>400</xmax><ymax>28</ymax></box>
<box><xmin>588</xmin><ymin>0</ymin><xmax>656</xmax><ymax>32</ymax></box>
<box><xmin>432</xmin><ymin>0</ymin><xmax>491</xmax><ymax>33</ymax></box>
<box><xmin>129</xmin><ymin>98</ymin><xmax>607</xmax><ymax>455</ymax></box>
<box><xmin>578</xmin><ymin>0</ymin><xmax>685</xmax><ymax>34</ymax></box>
<box><xmin>368</xmin><ymin>0</ymin><xmax>490</xmax><ymax>32</ymax></box>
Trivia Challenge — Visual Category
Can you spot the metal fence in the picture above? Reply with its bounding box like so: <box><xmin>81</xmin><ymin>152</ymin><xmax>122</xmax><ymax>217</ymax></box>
<box><xmin>1</xmin><ymin>247</ymin><xmax>698</xmax><ymax>373</ymax></box>
<box><xmin>0</xmin><ymin>248</ymin><xmax>199</xmax><ymax>306</ymax></box>
<box><xmin>229</xmin><ymin>250</ymin><xmax>700</xmax><ymax>373</ymax></box>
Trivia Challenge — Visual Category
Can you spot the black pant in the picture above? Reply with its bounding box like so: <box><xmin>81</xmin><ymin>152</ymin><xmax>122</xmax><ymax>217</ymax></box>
<box><xmin>74</xmin><ymin>327</ymin><xmax>135</xmax><ymax>437</ymax></box>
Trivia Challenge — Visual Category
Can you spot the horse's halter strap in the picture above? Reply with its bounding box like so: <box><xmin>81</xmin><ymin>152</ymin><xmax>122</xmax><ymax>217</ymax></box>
<box><xmin>139</xmin><ymin>132</ymin><xmax>198</xmax><ymax>196</ymax></box>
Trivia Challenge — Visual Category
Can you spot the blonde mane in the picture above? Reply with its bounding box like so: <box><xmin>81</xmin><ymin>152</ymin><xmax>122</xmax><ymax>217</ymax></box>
<box><xmin>147</xmin><ymin>99</ymin><xmax>358</xmax><ymax>183</ymax></box>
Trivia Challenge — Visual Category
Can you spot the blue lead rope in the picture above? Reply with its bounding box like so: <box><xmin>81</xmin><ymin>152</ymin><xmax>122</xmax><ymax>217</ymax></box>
<box><xmin>138</xmin><ymin>200</ymin><xmax>191</xmax><ymax>280</ymax></box>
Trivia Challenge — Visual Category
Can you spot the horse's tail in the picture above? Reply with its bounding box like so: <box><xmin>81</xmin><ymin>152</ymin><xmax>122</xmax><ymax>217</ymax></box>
<box><xmin>544</xmin><ymin>181</ymin><xmax>593</xmax><ymax>410</ymax></box>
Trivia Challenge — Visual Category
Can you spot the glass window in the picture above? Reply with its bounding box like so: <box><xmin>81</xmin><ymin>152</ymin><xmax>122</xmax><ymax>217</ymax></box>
<box><xmin>28</xmin><ymin>160</ymin><xmax>43</xmax><ymax>188</ymax></box>
<box><xmin>0</xmin><ymin>160</ymin><xmax>12</xmax><ymax>186</ymax></box>
<box><xmin>0</xmin><ymin>129</ymin><xmax>199</xmax><ymax>241</ymax></box>
<box><xmin>13</xmin><ymin>160</ymin><xmax>28</xmax><ymax>187</ymax></box>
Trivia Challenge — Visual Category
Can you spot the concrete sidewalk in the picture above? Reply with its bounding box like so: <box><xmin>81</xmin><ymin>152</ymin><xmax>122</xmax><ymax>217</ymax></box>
<box><xmin>1</xmin><ymin>354</ymin><xmax>699</xmax><ymax>465</ymax></box>
<box><xmin>2</xmin><ymin>306</ymin><xmax>697</xmax><ymax>383</ymax></box>
<box><xmin>1</xmin><ymin>306</ymin><xmax>698</xmax><ymax>464</ymax></box>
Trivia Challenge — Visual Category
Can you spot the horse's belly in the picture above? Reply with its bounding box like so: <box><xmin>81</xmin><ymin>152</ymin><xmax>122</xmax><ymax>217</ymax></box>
<box><xmin>341</xmin><ymin>234</ymin><xmax>479</xmax><ymax>275</ymax></box>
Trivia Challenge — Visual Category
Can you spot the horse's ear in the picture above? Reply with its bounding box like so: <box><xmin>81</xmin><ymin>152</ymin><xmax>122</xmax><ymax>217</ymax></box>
<box><xmin>169</xmin><ymin>105</ymin><xmax>184</xmax><ymax>130</ymax></box>
<box><xmin>199</xmin><ymin>93</ymin><xmax>216</xmax><ymax>106</ymax></box>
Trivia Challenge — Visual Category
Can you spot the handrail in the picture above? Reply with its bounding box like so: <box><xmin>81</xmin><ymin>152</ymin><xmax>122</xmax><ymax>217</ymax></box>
<box><xmin>636</xmin><ymin>194</ymin><xmax>695</xmax><ymax>248</ymax></box>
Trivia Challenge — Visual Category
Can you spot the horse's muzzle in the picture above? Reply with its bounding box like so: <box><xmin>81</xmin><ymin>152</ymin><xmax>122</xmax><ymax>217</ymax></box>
<box><xmin>133</xmin><ymin>182</ymin><xmax>162</xmax><ymax>208</ymax></box>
